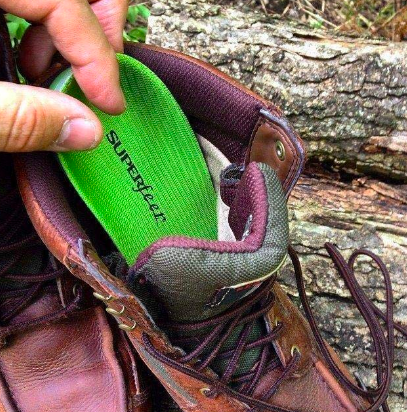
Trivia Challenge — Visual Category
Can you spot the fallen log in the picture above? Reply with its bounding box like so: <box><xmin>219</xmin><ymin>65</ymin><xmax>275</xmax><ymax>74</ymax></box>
<box><xmin>147</xmin><ymin>1</ymin><xmax>407</xmax><ymax>410</ymax></box>
<box><xmin>149</xmin><ymin>0</ymin><xmax>407</xmax><ymax>182</ymax></box>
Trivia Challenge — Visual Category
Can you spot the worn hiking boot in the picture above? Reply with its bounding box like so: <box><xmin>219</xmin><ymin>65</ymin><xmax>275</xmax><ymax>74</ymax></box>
<box><xmin>0</xmin><ymin>15</ymin><xmax>151</xmax><ymax>412</ymax></box>
<box><xmin>0</xmin><ymin>154</ymin><xmax>152</xmax><ymax>412</ymax></box>
<box><xmin>15</xmin><ymin>43</ymin><xmax>403</xmax><ymax>412</ymax></box>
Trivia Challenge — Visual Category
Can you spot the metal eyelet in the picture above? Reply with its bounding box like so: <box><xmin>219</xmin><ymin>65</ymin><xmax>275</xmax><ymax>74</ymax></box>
<box><xmin>291</xmin><ymin>345</ymin><xmax>301</xmax><ymax>357</ymax></box>
<box><xmin>106</xmin><ymin>305</ymin><xmax>125</xmax><ymax>316</ymax></box>
<box><xmin>275</xmin><ymin>140</ymin><xmax>286</xmax><ymax>161</ymax></box>
<box><xmin>93</xmin><ymin>291</ymin><xmax>113</xmax><ymax>302</ymax></box>
<box><xmin>118</xmin><ymin>319</ymin><xmax>137</xmax><ymax>331</ymax></box>
<box><xmin>274</xmin><ymin>316</ymin><xmax>281</xmax><ymax>327</ymax></box>
<box><xmin>72</xmin><ymin>283</ymin><xmax>80</xmax><ymax>297</ymax></box>
<box><xmin>200</xmin><ymin>388</ymin><xmax>211</xmax><ymax>397</ymax></box>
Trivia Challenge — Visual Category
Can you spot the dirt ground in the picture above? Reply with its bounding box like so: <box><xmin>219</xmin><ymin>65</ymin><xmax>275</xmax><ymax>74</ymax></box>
<box><xmin>134</xmin><ymin>0</ymin><xmax>407</xmax><ymax>41</ymax></box>
<box><xmin>213</xmin><ymin>0</ymin><xmax>407</xmax><ymax>40</ymax></box>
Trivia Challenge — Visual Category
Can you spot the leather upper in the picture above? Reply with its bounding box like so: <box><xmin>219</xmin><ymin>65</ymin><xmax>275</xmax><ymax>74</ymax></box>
<box><xmin>13</xmin><ymin>43</ymin><xmax>373</xmax><ymax>412</ymax></box>
<box><xmin>0</xmin><ymin>18</ymin><xmax>151</xmax><ymax>412</ymax></box>
<box><xmin>0</xmin><ymin>295</ymin><xmax>128</xmax><ymax>412</ymax></box>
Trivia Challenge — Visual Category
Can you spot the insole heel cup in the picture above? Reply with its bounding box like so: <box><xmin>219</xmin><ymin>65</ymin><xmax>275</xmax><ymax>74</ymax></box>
<box><xmin>52</xmin><ymin>54</ymin><xmax>217</xmax><ymax>264</ymax></box>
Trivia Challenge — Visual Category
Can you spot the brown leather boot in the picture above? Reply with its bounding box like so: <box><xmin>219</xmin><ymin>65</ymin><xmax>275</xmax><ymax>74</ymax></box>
<box><xmin>0</xmin><ymin>154</ymin><xmax>152</xmax><ymax>412</ymax></box>
<box><xmin>0</xmin><ymin>15</ymin><xmax>151</xmax><ymax>412</ymax></box>
<box><xmin>15</xmin><ymin>42</ymin><xmax>405</xmax><ymax>412</ymax></box>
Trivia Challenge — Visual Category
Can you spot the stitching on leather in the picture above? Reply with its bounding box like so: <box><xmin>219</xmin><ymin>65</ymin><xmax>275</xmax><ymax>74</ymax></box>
<box><xmin>264</xmin><ymin>120</ymin><xmax>299</xmax><ymax>191</ymax></box>
<box><xmin>213</xmin><ymin>391</ymin><xmax>248</xmax><ymax>412</ymax></box>
<box><xmin>20</xmin><ymin>162</ymin><xmax>167</xmax><ymax>349</ymax></box>
<box><xmin>266</xmin><ymin>286</ymin><xmax>314</xmax><ymax>378</ymax></box>
<box><xmin>19</xmin><ymin>163</ymin><xmax>195</xmax><ymax>363</ymax></box>
<box><xmin>248</xmin><ymin>112</ymin><xmax>302</xmax><ymax>194</ymax></box>
<box><xmin>255</xmin><ymin>362</ymin><xmax>350</xmax><ymax>411</ymax></box>
<box><xmin>93</xmin><ymin>306</ymin><xmax>128</xmax><ymax>409</ymax></box>
<box><xmin>251</xmin><ymin>116</ymin><xmax>265</xmax><ymax>144</ymax></box>
<box><xmin>263</xmin><ymin>106</ymin><xmax>305</xmax><ymax>193</ymax></box>
<box><xmin>271</xmin><ymin>124</ymin><xmax>299</xmax><ymax>191</ymax></box>
<box><xmin>247</xmin><ymin>116</ymin><xmax>265</xmax><ymax>165</ymax></box>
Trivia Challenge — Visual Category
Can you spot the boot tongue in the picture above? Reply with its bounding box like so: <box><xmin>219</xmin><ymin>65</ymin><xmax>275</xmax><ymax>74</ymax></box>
<box><xmin>132</xmin><ymin>162</ymin><xmax>288</xmax><ymax>379</ymax></box>
<box><xmin>132</xmin><ymin>162</ymin><xmax>288</xmax><ymax>323</ymax></box>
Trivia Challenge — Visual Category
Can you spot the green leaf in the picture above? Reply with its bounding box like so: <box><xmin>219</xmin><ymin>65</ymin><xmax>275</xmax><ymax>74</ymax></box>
<box><xmin>310</xmin><ymin>17</ymin><xmax>323</xmax><ymax>30</ymax></box>
<box><xmin>128</xmin><ymin>27</ymin><xmax>147</xmax><ymax>42</ymax></box>
<box><xmin>123</xmin><ymin>30</ymin><xmax>132</xmax><ymax>41</ymax></box>
<box><xmin>137</xmin><ymin>5</ymin><xmax>151</xmax><ymax>20</ymax></box>
<box><xmin>6</xmin><ymin>14</ymin><xmax>30</xmax><ymax>44</ymax></box>
<box><xmin>17</xmin><ymin>70</ymin><xmax>26</xmax><ymax>84</ymax></box>
<box><xmin>127</xmin><ymin>5</ymin><xmax>139</xmax><ymax>24</ymax></box>
<box><xmin>7</xmin><ymin>22</ymin><xmax>19</xmax><ymax>39</ymax></box>
<box><xmin>5</xmin><ymin>14</ymin><xmax>21</xmax><ymax>23</ymax></box>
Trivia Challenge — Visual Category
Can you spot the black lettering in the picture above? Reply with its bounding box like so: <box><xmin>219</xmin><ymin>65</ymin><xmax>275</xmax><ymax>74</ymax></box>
<box><xmin>107</xmin><ymin>130</ymin><xmax>119</xmax><ymax>145</ymax></box>
<box><xmin>127</xmin><ymin>164</ymin><xmax>138</xmax><ymax>178</ymax></box>
<box><xmin>132</xmin><ymin>174</ymin><xmax>143</xmax><ymax>184</ymax></box>
<box><xmin>154</xmin><ymin>212</ymin><xmax>166</xmax><ymax>222</ymax></box>
<box><xmin>134</xmin><ymin>183</ymin><xmax>153</xmax><ymax>193</ymax></box>
<box><xmin>121</xmin><ymin>153</ymin><xmax>132</xmax><ymax>164</ymax></box>
<box><xmin>109</xmin><ymin>130</ymin><xmax>166</xmax><ymax>223</ymax></box>
<box><xmin>113</xmin><ymin>141</ymin><xmax>126</xmax><ymax>157</ymax></box>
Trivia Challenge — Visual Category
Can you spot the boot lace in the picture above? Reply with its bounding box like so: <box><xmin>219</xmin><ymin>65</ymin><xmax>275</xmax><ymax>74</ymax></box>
<box><xmin>143</xmin><ymin>243</ymin><xmax>407</xmax><ymax>412</ymax></box>
<box><xmin>0</xmin><ymin>189</ymin><xmax>82</xmax><ymax>345</ymax></box>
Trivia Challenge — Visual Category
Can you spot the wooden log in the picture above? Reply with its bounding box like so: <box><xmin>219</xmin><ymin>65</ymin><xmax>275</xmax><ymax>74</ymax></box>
<box><xmin>287</xmin><ymin>167</ymin><xmax>407</xmax><ymax>411</ymax></box>
<box><xmin>147</xmin><ymin>1</ymin><xmax>407</xmax><ymax>410</ymax></box>
<box><xmin>148</xmin><ymin>0</ymin><xmax>407</xmax><ymax>182</ymax></box>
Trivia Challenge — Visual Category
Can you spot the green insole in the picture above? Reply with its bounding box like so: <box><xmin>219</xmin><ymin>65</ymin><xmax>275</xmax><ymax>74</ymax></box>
<box><xmin>52</xmin><ymin>54</ymin><xmax>217</xmax><ymax>264</ymax></box>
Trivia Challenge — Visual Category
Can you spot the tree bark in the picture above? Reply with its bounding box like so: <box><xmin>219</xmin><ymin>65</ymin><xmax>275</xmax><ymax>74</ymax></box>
<box><xmin>147</xmin><ymin>1</ymin><xmax>407</xmax><ymax>410</ymax></box>
<box><xmin>287</xmin><ymin>168</ymin><xmax>407</xmax><ymax>411</ymax></box>
<box><xmin>149</xmin><ymin>0</ymin><xmax>407</xmax><ymax>182</ymax></box>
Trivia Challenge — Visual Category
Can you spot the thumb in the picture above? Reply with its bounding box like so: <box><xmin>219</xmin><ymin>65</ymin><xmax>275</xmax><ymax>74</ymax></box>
<box><xmin>0</xmin><ymin>82</ymin><xmax>103</xmax><ymax>152</ymax></box>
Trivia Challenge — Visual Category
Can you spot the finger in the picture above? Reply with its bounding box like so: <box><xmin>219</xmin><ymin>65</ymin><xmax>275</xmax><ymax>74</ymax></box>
<box><xmin>0</xmin><ymin>82</ymin><xmax>103</xmax><ymax>152</ymax></box>
<box><xmin>18</xmin><ymin>0</ymin><xmax>127</xmax><ymax>81</ymax></box>
<box><xmin>90</xmin><ymin>0</ymin><xmax>127</xmax><ymax>52</ymax></box>
<box><xmin>18</xmin><ymin>25</ymin><xmax>56</xmax><ymax>81</ymax></box>
<box><xmin>0</xmin><ymin>0</ymin><xmax>125</xmax><ymax>115</ymax></box>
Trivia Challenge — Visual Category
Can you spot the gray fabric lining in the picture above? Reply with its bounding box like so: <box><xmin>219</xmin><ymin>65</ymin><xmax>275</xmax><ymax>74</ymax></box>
<box><xmin>133</xmin><ymin>163</ymin><xmax>288</xmax><ymax>322</ymax></box>
<box><xmin>197</xmin><ymin>135</ymin><xmax>235</xmax><ymax>242</ymax></box>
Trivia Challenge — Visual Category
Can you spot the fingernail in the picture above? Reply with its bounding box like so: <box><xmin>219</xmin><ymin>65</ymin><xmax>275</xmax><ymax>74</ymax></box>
<box><xmin>54</xmin><ymin>118</ymin><xmax>98</xmax><ymax>151</ymax></box>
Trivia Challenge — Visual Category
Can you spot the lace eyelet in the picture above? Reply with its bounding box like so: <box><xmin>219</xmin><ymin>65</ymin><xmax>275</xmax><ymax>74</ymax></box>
<box><xmin>106</xmin><ymin>305</ymin><xmax>125</xmax><ymax>316</ymax></box>
<box><xmin>200</xmin><ymin>387</ymin><xmax>211</xmax><ymax>397</ymax></box>
<box><xmin>72</xmin><ymin>283</ymin><xmax>80</xmax><ymax>297</ymax></box>
<box><xmin>275</xmin><ymin>140</ymin><xmax>286</xmax><ymax>161</ymax></box>
<box><xmin>291</xmin><ymin>345</ymin><xmax>301</xmax><ymax>357</ymax></box>
<box><xmin>93</xmin><ymin>291</ymin><xmax>113</xmax><ymax>302</ymax></box>
<box><xmin>118</xmin><ymin>319</ymin><xmax>137</xmax><ymax>332</ymax></box>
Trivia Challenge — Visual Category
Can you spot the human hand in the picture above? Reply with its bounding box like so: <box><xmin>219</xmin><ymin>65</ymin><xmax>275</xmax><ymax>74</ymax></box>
<box><xmin>0</xmin><ymin>0</ymin><xmax>127</xmax><ymax>152</ymax></box>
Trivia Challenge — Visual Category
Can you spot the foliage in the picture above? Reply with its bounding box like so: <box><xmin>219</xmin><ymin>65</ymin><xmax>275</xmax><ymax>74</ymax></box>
<box><xmin>124</xmin><ymin>3</ymin><xmax>151</xmax><ymax>42</ymax></box>
<box><xmin>5</xmin><ymin>14</ymin><xmax>30</xmax><ymax>47</ymax></box>
<box><xmin>6</xmin><ymin>2</ymin><xmax>151</xmax><ymax>47</ymax></box>
<box><xmin>5</xmin><ymin>3</ymin><xmax>150</xmax><ymax>82</ymax></box>
<box><xmin>254</xmin><ymin>0</ymin><xmax>407</xmax><ymax>40</ymax></box>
